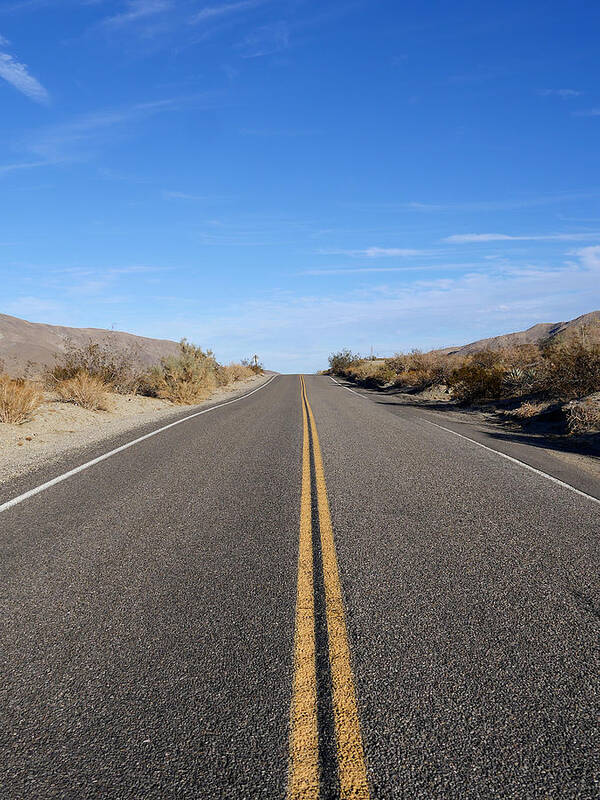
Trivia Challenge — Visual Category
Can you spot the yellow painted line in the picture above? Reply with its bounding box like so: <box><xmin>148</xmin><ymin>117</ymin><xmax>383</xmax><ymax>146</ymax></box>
<box><xmin>303</xmin><ymin>377</ymin><xmax>371</xmax><ymax>800</ymax></box>
<box><xmin>288</xmin><ymin>376</ymin><xmax>320</xmax><ymax>799</ymax></box>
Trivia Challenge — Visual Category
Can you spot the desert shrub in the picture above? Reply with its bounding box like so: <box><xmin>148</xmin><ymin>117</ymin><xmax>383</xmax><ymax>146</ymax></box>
<box><xmin>55</xmin><ymin>372</ymin><xmax>110</xmax><ymax>411</ymax></box>
<box><xmin>389</xmin><ymin>350</ymin><xmax>458</xmax><ymax>390</ymax></box>
<box><xmin>240</xmin><ymin>357</ymin><xmax>264</xmax><ymax>375</ymax></box>
<box><xmin>497</xmin><ymin>345</ymin><xmax>541</xmax><ymax>395</ymax></box>
<box><xmin>217</xmin><ymin>362</ymin><xmax>254</xmax><ymax>386</ymax></box>
<box><xmin>146</xmin><ymin>339</ymin><xmax>219</xmax><ymax>404</ymax></box>
<box><xmin>566</xmin><ymin>398</ymin><xmax>600</xmax><ymax>434</ymax></box>
<box><xmin>328</xmin><ymin>349</ymin><xmax>361</xmax><ymax>374</ymax></box>
<box><xmin>371</xmin><ymin>364</ymin><xmax>396</xmax><ymax>385</ymax></box>
<box><xmin>348</xmin><ymin>361</ymin><xmax>393</xmax><ymax>387</ymax></box>
<box><xmin>384</xmin><ymin>354</ymin><xmax>406</xmax><ymax>374</ymax></box>
<box><xmin>448</xmin><ymin>356</ymin><xmax>506</xmax><ymax>402</ymax></box>
<box><xmin>48</xmin><ymin>338</ymin><xmax>144</xmax><ymax>394</ymax></box>
<box><xmin>0</xmin><ymin>375</ymin><xmax>43</xmax><ymax>424</ymax></box>
<box><xmin>536</xmin><ymin>338</ymin><xmax>600</xmax><ymax>399</ymax></box>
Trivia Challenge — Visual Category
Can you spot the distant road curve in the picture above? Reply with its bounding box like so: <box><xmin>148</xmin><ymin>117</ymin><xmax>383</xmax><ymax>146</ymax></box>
<box><xmin>1</xmin><ymin>375</ymin><xmax>598</xmax><ymax>798</ymax></box>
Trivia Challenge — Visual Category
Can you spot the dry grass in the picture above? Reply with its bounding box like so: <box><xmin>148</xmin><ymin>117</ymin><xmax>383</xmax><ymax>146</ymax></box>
<box><xmin>511</xmin><ymin>401</ymin><xmax>552</xmax><ymax>419</ymax></box>
<box><xmin>0</xmin><ymin>374</ymin><xmax>43</xmax><ymax>424</ymax></box>
<box><xmin>55</xmin><ymin>372</ymin><xmax>111</xmax><ymax>411</ymax></box>
<box><xmin>566</xmin><ymin>398</ymin><xmax>600</xmax><ymax>434</ymax></box>
<box><xmin>218</xmin><ymin>362</ymin><xmax>254</xmax><ymax>386</ymax></box>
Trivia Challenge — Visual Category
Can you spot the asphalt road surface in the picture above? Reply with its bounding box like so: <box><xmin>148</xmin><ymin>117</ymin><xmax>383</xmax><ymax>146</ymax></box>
<box><xmin>1</xmin><ymin>374</ymin><xmax>599</xmax><ymax>799</ymax></box>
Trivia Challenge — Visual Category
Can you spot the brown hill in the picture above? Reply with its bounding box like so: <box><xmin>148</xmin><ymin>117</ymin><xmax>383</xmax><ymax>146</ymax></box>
<box><xmin>0</xmin><ymin>314</ymin><xmax>180</xmax><ymax>377</ymax></box>
<box><xmin>445</xmin><ymin>310</ymin><xmax>600</xmax><ymax>356</ymax></box>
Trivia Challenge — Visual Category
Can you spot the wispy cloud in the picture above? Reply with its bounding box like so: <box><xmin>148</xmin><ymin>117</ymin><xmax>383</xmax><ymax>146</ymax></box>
<box><xmin>573</xmin><ymin>108</ymin><xmax>600</xmax><ymax>117</ymax></box>
<box><xmin>0</xmin><ymin>48</ymin><xmax>49</xmax><ymax>103</ymax></box>
<box><xmin>319</xmin><ymin>247</ymin><xmax>427</xmax><ymax>258</ymax></box>
<box><xmin>101</xmin><ymin>0</ymin><xmax>171</xmax><ymax>28</ymax></box>
<box><xmin>445</xmin><ymin>232</ymin><xmax>600</xmax><ymax>243</ymax></box>
<box><xmin>191</xmin><ymin>0</ymin><xmax>269</xmax><ymax>24</ymax></box>
<box><xmin>5</xmin><ymin>296</ymin><xmax>62</xmax><ymax>317</ymax></box>
<box><xmin>237</xmin><ymin>21</ymin><xmax>289</xmax><ymax>58</ymax></box>
<box><xmin>540</xmin><ymin>88</ymin><xmax>582</xmax><ymax>98</ymax></box>
<box><xmin>301</xmin><ymin>263</ymin><xmax>482</xmax><ymax>276</ymax></box>
<box><xmin>0</xmin><ymin>159</ymin><xmax>55</xmax><ymax>175</ymax></box>
<box><xmin>240</xmin><ymin>127</ymin><xmax>318</xmax><ymax>136</ymax></box>
<box><xmin>346</xmin><ymin>192</ymin><xmax>598</xmax><ymax>213</ymax></box>
<box><xmin>164</xmin><ymin>190</ymin><xmax>230</xmax><ymax>201</ymax></box>
<box><xmin>572</xmin><ymin>245</ymin><xmax>600</xmax><ymax>269</ymax></box>
<box><xmin>19</xmin><ymin>95</ymin><xmax>207</xmax><ymax>166</ymax></box>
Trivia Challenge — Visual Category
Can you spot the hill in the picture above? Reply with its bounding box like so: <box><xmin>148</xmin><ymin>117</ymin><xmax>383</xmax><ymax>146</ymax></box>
<box><xmin>444</xmin><ymin>310</ymin><xmax>600</xmax><ymax>356</ymax></box>
<box><xmin>0</xmin><ymin>314</ymin><xmax>180</xmax><ymax>377</ymax></box>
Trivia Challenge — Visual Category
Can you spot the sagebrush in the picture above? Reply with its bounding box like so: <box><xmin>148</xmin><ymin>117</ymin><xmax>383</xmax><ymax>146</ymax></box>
<box><xmin>48</xmin><ymin>338</ymin><xmax>145</xmax><ymax>394</ymax></box>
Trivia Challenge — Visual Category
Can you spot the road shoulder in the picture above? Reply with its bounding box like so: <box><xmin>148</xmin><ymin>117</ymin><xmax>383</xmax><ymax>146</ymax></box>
<box><xmin>329</xmin><ymin>376</ymin><xmax>600</xmax><ymax>501</ymax></box>
<box><xmin>0</xmin><ymin>374</ymin><xmax>274</xmax><ymax>491</ymax></box>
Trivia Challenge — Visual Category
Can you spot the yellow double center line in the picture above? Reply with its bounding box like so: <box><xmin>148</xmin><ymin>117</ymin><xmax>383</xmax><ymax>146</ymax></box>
<box><xmin>288</xmin><ymin>376</ymin><xmax>370</xmax><ymax>800</ymax></box>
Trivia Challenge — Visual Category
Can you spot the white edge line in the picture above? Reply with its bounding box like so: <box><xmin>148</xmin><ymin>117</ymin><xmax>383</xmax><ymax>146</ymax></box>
<box><xmin>329</xmin><ymin>376</ymin><xmax>600</xmax><ymax>508</ymax></box>
<box><xmin>422</xmin><ymin>419</ymin><xmax>600</xmax><ymax>507</ymax></box>
<box><xmin>0</xmin><ymin>375</ymin><xmax>277</xmax><ymax>515</ymax></box>
<box><xmin>329</xmin><ymin>376</ymin><xmax>368</xmax><ymax>399</ymax></box>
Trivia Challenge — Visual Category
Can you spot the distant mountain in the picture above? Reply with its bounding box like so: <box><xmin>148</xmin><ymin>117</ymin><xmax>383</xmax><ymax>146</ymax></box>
<box><xmin>445</xmin><ymin>310</ymin><xmax>600</xmax><ymax>356</ymax></box>
<box><xmin>0</xmin><ymin>314</ymin><xmax>180</xmax><ymax>377</ymax></box>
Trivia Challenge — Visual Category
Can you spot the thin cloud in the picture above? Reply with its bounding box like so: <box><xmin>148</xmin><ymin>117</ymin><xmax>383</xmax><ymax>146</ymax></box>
<box><xmin>347</xmin><ymin>192</ymin><xmax>598</xmax><ymax>213</ymax></box>
<box><xmin>319</xmin><ymin>247</ymin><xmax>427</xmax><ymax>258</ymax></box>
<box><xmin>237</xmin><ymin>21</ymin><xmax>289</xmax><ymax>58</ymax></box>
<box><xmin>572</xmin><ymin>245</ymin><xmax>600</xmax><ymax>269</ymax></box>
<box><xmin>165</xmin><ymin>190</ymin><xmax>231</xmax><ymax>201</ymax></box>
<box><xmin>445</xmin><ymin>232</ymin><xmax>600</xmax><ymax>243</ymax></box>
<box><xmin>0</xmin><ymin>159</ymin><xmax>56</xmax><ymax>175</ymax></box>
<box><xmin>191</xmin><ymin>0</ymin><xmax>268</xmax><ymax>24</ymax></box>
<box><xmin>573</xmin><ymin>108</ymin><xmax>600</xmax><ymax>117</ymax></box>
<box><xmin>302</xmin><ymin>263</ymin><xmax>483</xmax><ymax>275</ymax></box>
<box><xmin>0</xmin><ymin>49</ymin><xmax>49</xmax><ymax>104</ymax></box>
<box><xmin>540</xmin><ymin>88</ymin><xmax>582</xmax><ymax>98</ymax></box>
<box><xmin>24</xmin><ymin>95</ymin><xmax>207</xmax><ymax>162</ymax></box>
<box><xmin>101</xmin><ymin>0</ymin><xmax>171</xmax><ymax>28</ymax></box>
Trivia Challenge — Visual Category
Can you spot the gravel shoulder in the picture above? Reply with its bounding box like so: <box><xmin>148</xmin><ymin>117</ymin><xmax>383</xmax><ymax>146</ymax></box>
<box><xmin>0</xmin><ymin>374</ymin><xmax>270</xmax><ymax>486</ymax></box>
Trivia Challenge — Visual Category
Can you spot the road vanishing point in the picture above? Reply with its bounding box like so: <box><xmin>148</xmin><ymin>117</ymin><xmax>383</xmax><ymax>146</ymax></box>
<box><xmin>1</xmin><ymin>375</ymin><xmax>599</xmax><ymax>799</ymax></box>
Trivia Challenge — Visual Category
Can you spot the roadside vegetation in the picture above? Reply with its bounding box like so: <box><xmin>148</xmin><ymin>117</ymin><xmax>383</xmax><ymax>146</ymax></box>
<box><xmin>0</xmin><ymin>339</ymin><xmax>262</xmax><ymax>426</ymax></box>
<box><xmin>327</xmin><ymin>323</ymin><xmax>600</xmax><ymax>436</ymax></box>
<box><xmin>0</xmin><ymin>373</ymin><xmax>43</xmax><ymax>424</ymax></box>
<box><xmin>54</xmin><ymin>372</ymin><xmax>111</xmax><ymax>411</ymax></box>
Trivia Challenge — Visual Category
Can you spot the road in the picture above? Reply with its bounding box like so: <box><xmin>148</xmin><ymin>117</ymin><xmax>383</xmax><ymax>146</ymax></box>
<box><xmin>1</xmin><ymin>374</ymin><xmax>599</xmax><ymax>799</ymax></box>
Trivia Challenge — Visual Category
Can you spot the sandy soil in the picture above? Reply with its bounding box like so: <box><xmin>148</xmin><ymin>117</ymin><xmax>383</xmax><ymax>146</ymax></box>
<box><xmin>0</xmin><ymin>375</ymin><xmax>269</xmax><ymax>485</ymax></box>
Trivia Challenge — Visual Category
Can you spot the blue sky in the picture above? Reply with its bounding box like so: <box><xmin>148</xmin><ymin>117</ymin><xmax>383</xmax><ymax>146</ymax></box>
<box><xmin>1</xmin><ymin>0</ymin><xmax>599</xmax><ymax>372</ymax></box>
